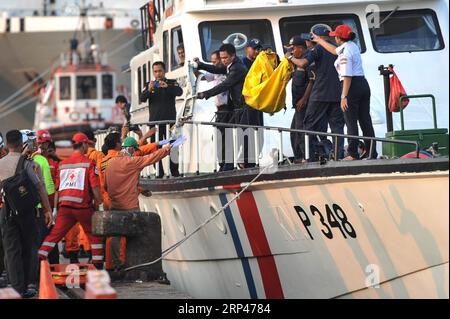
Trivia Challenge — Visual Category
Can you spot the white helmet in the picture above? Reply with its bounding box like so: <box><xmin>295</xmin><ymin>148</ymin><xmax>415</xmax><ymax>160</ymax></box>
<box><xmin>20</xmin><ymin>129</ymin><xmax>37</xmax><ymax>148</ymax></box>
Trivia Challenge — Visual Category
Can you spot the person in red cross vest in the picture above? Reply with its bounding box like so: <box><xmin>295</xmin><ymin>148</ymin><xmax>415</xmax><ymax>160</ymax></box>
<box><xmin>37</xmin><ymin>132</ymin><xmax>104</xmax><ymax>269</ymax></box>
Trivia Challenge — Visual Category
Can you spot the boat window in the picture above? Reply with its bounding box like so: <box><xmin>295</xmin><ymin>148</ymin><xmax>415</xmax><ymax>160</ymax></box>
<box><xmin>367</xmin><ymin>9</ymin><xmax>444</xmax><ymax>53</ymax></box>
<box><xmin>163</xmin><ymin>31</ymin><xmax>169</xmax><ymax>68</ymax></box>
<box><xmin>59</xmin><ymin>76</ymin><xmax>71</xmax><ymax>100</ymax></box>
<box><xmin>76</xmin><ymin>75</ymin><xmax>97</xmax><ymax>100</ymax></box>
<box><xmin>279</xmin><ymin>14</ymin><xmax>366</xmax><ymax>53</ymax></box>
<box><xmin>143</xmin><ymin>64</ymin><xmax>148</xmax><ymax>83</ymax></box>
<box><xmin>171</xmin><ymin>26</ymin><xmax>184</xmax><ymax>71</ymax></box>
<box><xmin>148</xmin><ymin>61</ymin><xmax>152</xmax><ymax>81</ymax></box>
<box><xmin>199</xmin><ymin>19</ymin><xmax>276</xmax><ymax>62</ymax></box>
<box><xmin>137</xmin><ymin>66</ymin><xmax>142</xmax><ymax>97</ymax></box>
<box><xmin>102</xmin><ymin>74</ymin><xmax>113</xmax><ymax>99</ymax></box>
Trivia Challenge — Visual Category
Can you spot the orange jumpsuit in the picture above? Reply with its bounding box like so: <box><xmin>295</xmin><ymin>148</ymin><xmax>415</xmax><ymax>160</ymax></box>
<box><xmin>73</xmin><ymin>147</ymin><xmax>104</xmax><ymax>253</ymax></box>
<box><xmin>102</xmin><ymin>142</ymin><xmax>158</xmax><ymax>270</ymax></box>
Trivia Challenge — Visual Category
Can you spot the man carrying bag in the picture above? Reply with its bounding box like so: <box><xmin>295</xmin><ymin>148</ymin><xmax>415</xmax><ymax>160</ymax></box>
<box><xmin>0</xmin><ymin>130</ymin><xmax>52</xmax><ymax>298</ymax></box>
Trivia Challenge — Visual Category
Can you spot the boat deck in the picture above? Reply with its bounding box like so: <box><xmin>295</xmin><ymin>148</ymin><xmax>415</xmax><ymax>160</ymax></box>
<box><xmin>140</xmin><ymin>157</ymin><xmax>450</xmax><ymax>193</ymax></box>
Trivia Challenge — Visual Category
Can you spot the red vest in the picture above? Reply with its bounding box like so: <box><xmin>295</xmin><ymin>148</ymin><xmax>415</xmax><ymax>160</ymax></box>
<box><xmin>56</xmin><ymin>151</ymin><xmax>99</xmax><ymax>209</ymax></box>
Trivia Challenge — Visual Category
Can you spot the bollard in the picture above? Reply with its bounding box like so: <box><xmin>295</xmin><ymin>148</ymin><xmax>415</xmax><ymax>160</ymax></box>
<box><xmin>92</xmin><ymin>210</ymin><xmax>163</xmax><ymax>282</ymax></box>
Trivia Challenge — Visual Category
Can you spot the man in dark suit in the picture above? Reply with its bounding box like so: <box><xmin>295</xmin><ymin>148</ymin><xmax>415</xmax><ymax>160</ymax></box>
<box><xmin>140</xmin><ymin>61</ymin><xmax>183</xmax><ymax>177</ymax></box>
<box><xmin>194</xmin><ymin>43</ymin><xmax>248</xmax><ymax>171</ymax></box>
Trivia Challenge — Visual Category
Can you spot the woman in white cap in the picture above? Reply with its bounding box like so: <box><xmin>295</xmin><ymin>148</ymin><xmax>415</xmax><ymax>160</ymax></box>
<box><xmin>312</xmin><ymin>24</ymin><xmax>377</xmax><ymax>160</ymax></box>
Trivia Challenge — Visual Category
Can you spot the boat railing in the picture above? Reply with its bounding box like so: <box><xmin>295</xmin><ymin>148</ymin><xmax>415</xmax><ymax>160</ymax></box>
<box><xmin>95</xmin><ymin>119</ymin><xmax>420</xmax><ymax>179</ymax></box>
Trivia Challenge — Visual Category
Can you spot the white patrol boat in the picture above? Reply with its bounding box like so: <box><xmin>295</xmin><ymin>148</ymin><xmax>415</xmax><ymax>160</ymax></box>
<box><xmin>97</xmin><ymin>0</ymin><xmax>449</xmax><ymax>299</ymax></box>
<box><xmin>0</xmin><ymin>0</ymin><xmax>144</xmax><ymax>133</ymax></box>
<box><xmin>33</xmin><ymin>3</ymin><xmax>127</xmax><ymax>146</ymax></box>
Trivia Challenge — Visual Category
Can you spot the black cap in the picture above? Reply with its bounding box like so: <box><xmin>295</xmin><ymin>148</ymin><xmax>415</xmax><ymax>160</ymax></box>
<box><xmin>284</xmin><ymin>36</ymin><xmax>306</xmax><ymax>48</ymax></box>
<box><xmin>247</xmin><ymin>38</ymin><xmax>263</xmax><ymax>49</ymax></box>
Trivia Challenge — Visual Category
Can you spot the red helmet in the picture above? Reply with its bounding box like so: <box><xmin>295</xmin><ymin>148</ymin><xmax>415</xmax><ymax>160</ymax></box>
<box><xmin>37</xmin><ymin>129</ymin><xmax>53</xmax><ymax>144</ymax></box>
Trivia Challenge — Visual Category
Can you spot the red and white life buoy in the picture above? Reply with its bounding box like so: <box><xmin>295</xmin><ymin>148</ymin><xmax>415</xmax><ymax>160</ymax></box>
<box><xmin>69</xmin><ymin>111</ymin><xmax>80</xmax><ymax>122</ymax></box>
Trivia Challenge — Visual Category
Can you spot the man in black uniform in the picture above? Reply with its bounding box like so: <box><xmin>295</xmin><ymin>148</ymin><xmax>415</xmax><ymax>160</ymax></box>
<box><xmin>195</xmin><ymin>43</ymin><xmax>248</xmax><ymax>171</ymax></box>
<box><xmin>287</xmin><ymin>26</ymin><xmax>345</xmax><ymax>161</ymax></box>
<box><xmin>140</xmin><ymin>61</ymin><xmax>183</xmax><ymax>177</ymax></box>
<box><xmin>285</xmin><ymin>36</ymin><xmax>316</xmax><ymax>162</ymax></box>
<box><xmin>242</xmin><ymin>39</ymin><xmax>263</xmax><ymax>70</ymax></box>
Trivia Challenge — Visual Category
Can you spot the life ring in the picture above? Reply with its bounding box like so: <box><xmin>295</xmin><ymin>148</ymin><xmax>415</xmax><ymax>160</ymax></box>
<box><xmin>69</xmin><ymin>111</ymin><xmax>80</xmax><ymax>122</ymax></box>
<box><xmin>130</xmin><ymin>19</ymin><xmax>140</xmax><ymax>29</ymax></box>
<box><xmin>223</xmin><ymin>33</ymin><xmax>248</xmax><ymax>50</ymax></box>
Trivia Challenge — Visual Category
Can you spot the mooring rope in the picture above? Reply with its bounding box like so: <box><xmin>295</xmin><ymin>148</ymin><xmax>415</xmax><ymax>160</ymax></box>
<box><xmin>124</xmin><ymin>161</ymin><xmax>276</xmax><ymax>272</ymax></box>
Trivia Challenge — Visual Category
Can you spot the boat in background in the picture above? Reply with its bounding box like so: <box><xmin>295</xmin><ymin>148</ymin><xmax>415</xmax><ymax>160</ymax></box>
<box><xmin>0</xmin><ymin>0</ymin><xmax>143</xmax><ymax>133</ymax></box>
<box><xmin>33</xmin><ymin>1</ymin><xmax>128</xmax><ymax>150</ymax></box>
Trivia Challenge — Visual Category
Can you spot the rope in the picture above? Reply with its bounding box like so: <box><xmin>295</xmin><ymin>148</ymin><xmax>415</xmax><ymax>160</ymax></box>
<box><xmin>0</xmin><ymin>69</ymin><xmax>50</xmax><ymax>112</ymax></box>
<box><xmin>124</xmin><ymin>162</ymin><xmax>274</xmax><ymax>272</ymax></box>
<box><xmin>0</xmin><ymin>96</ymin><xmax>39</xmax><ymax>120</ymax></box>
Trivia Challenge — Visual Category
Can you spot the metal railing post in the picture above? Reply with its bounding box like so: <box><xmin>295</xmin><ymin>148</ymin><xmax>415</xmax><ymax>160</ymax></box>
<box><xmin>369</xmin><ymin>140</ymin><xmax>374</xmax><ymax>160</ymax></box>
<box><xmin>255</xmin><ymin>128</ymin><xmax>260</xmax><ymax>167</ymax></box>
<box><xmin>196</xmin><ymin>123</ymin><xmax>200</xmax><ymax>175</ymax></box>
<box><xmin>155</xmin><ymin>124</ymin><xmax>160</xmax><ymax>178</ymax></box>
<box><xmin>213</xmin><ymin>124</ymin><xmax>218</xmax><ymax>172</ymax></box>
<box><xmin>305</xmin><ymin>134</ymin><xmax>310</xmax><ymax>161</ymax></box>
<box><xmin>233</xmin><ymin>127</ymin><xmax>238</xmax><ymax>169</ymax></box>
<box><xmin>334</xmin><ymin>136</ymin><xmax>338</xmax><ymax>161</ymax></box>
<box><xmin>278</xmin><ymin>130</ymin><xmax>283</xmax><ymax>163</ymax></box>
<box><xmin>166</xmin><ymin>124</ymin><xmax>170</xmax><ymax>178</ymax></box>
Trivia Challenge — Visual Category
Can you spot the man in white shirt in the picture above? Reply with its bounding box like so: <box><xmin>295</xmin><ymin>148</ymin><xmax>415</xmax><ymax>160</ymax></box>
<box><xmin>200</xmin><ymin>51</ymin><xmax>228</xmax><ymax>109</ymax></box>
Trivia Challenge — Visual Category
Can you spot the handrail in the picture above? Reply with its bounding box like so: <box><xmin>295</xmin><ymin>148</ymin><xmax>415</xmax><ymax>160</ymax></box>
<box><xmin>399</xmin><ymin>94</ymin><xmax>437</xmax><ymax>130</ymax></box>
<box><xmin>95</xmin><ymin>119</ymin><xmax>421</xmax><ymax>178</ymax></box>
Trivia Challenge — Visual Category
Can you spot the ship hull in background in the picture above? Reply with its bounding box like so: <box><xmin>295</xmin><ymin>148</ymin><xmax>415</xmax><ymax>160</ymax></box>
<box><xmin>139</xmin><ymin>159</ymin><xmax>449</xmax><ymax>299</ymax></box>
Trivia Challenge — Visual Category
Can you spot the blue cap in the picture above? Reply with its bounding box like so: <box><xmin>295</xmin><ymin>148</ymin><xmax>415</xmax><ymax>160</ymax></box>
<box><xmin>312</xmin><ymin>25</ymin><xmax>330</xmax><ymax>36</ymax></box>
<box><xmin>247</xmin><ymin>38</ymin><xmax>263</xmax><ymax>49</ymax></box>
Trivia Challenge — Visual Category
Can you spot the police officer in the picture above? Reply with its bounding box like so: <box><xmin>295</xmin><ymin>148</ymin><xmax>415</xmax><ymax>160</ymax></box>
<box><xmin>38</xmin><ymin>132</ymin><xmax>105</xmax><ymax>269</ymax></box>
<box><xmin>0</xmin><ymin>130</ymin><xmax>52</xmax><ymax>297</ymax></box>
<box><xmin>140</xmin><ymin>61</ymin><xmax>182</xmax><ymax>177</ymax></box>
<box><xmin>242</xmin><ymin>38</ymin><xmax>263</xmax><ymax>69</ymax></box>
<box><xmin>286</xmin><ymin>25</ymin><xmax>345</xmax><ymax>161</ymax></box>
<box><xmin>285</xmin><ymin>36</ymin><xmax>316</xmax><ymax>162</ymax></box>
<box><xmin>312</xmin><ymin>24</ymin><xmax>377</xmax><ymax>160</ymax></box>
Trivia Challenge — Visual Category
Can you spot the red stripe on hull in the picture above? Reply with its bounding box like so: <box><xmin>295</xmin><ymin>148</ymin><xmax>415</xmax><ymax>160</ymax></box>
<box><xmin>236</xmin><ymin>192</ymin><xmax>284</xmax><ymax>299</ymax></box>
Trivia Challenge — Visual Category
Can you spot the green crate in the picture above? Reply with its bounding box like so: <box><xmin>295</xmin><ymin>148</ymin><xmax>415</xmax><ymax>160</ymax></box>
<box><xmin>382</xmin><ymin>94</ymin><xmax>449</xmax><ymax>157</ymax></box>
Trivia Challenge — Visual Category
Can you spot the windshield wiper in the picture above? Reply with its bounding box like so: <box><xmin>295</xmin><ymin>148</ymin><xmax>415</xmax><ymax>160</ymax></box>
<box><xmin>371</xmin><ymin>6</ymin><xmax>400</xmax><ymax>29</ymax></box>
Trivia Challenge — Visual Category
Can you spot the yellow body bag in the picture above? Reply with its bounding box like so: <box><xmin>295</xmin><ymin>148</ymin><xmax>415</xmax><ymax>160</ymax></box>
<box><xmin>242</xmin><ymin>50</ymin><xmax>294</xmax><ymax>113</ymax></box>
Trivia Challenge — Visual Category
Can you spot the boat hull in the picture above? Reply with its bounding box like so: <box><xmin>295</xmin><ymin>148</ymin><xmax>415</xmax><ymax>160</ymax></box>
<box><xmin>139</xmin><ymin>159</ymin><xmax>449</xmax><ymax>298</ymax></box>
